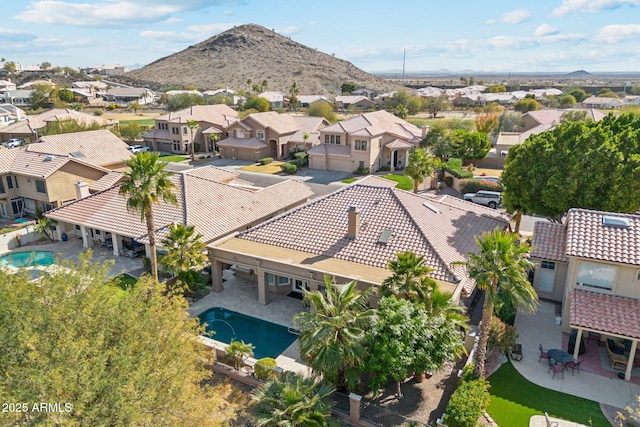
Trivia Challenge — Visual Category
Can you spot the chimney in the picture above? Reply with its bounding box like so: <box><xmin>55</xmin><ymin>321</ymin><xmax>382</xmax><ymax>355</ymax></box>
<box><xmin>421</xmin><ymin>125</ymin><xmax>429</xmax><ymax>139</ymax></box>
<box><xmin>75</xmin><ymin>180</ymin><xmax>90</xmax><ymax>200</ymax></box>
<box><xmin>347</xmin><ymin>206</ymin><xmax>360</xmax><ymax>239</ymax></box>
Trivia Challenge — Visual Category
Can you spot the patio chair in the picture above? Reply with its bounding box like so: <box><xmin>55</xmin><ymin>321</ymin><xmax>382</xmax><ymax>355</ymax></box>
<box><xmin>548</xmin><ymin>359</ymin><xmax>564</xmax><ymax>379</ymax></box>
<box><xmin>544</xmin><ymin>412</ymin><xmax>559</xmax><ymax>427</ymax></box>
<box><xmin>539</xmin><ymin>344</ymin><xmax>550</xmax><ymax>363</ymax></box>
<box><xmin>565</xmin><ymin>359</ymin><xmax>583</xmax><ymax>375</ymax></box>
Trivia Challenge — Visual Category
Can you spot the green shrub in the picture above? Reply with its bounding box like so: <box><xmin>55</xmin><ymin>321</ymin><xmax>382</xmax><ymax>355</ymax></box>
<box><xmin>289</xmin><ymin>155</ymin><xmax>308</xmax><ymax>168</ymax></box>
<box><xmin>259</xmin><ymin>157</ymin><xmax>273</xmax><ymax>165</ymax></box>
<box><xmin>107</xmin><ymin>104</ymin><xmax>118</xmax><ymax>111</ymax></box>
<box><xmin>354</xmin><ymin>167</ymin><xmax>370</xmax><ymax>175</ymax></box>
<box><xmin>93</xmin><ymin>109</ymin><xmax>104</xmax><ymax>116</ymax></box>
<box><xmin>460</xmin><ymin>363</ymin><xmax>478</xmax><ymax>382</ymax></box>
<box><xmin>445</xmin><ymin>158</ymin><xmax>473</xmax><ymax>179</ymax></box>
<box><xmin>443</xmin><ymin>176</ymin><xmax>454</xmax><ymax>187</ymax></box>
<box><xmin>494</xmin><ymin>290</ymin><xmax>516</xmax><ymax>325</ymax></box>
<box><xmin>254</xmin><ymin>357</ymin><xmax>278</xmax><ymax>381</ymax></box>
<box><xmin>459</xmin><ymin>179</ymin><xmax>502</xmax><ymax>194</ymax></box>
<box><xmin>379</xmin><ymin>165</ymin><xmax>391</xmax><ymax>171</ymax></box>
<box><xmin>487</xmin><ymin>316</ymin><xmax>518</xmax><ymax>356</ymax></box>
<box><xmin>280</xmin><ymin>163</ymin><xmax>297</xmax><ymax>174</ymax></box>
<box><xmin>445</xmin><ymin>379</ymin><xmax>490</xmax><ymax>427</ymax></box>
<box><xmin>294</xmin><ymin>152</ymin><xmax>307</xmax><ymax>159</ymax></box>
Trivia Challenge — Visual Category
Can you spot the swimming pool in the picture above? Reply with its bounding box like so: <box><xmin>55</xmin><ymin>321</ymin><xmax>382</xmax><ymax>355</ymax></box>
<box><xmin>0</xmin><ymin>251</ymin><xmax>55</xmax><ymax>268</ymax></box>
<box><xmin>198</xmin><ymin>307</ymin><xmax>299</xmax><ymax>359</ymax></box>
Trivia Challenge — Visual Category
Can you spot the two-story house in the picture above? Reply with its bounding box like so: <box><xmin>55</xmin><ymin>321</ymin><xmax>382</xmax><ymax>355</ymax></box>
<box><xmin>530</xmin><ymin>209</ymin><xmax>640</xmax><ymax>380</ymax></box>
<box><xmin>218</xmin><ymin>112</ymin><xmax>329</xmax><ymax>161</ymax></box>
<box><xmin>308</xmin><ymin>110</ymin><xmax>427</xmax><ymax>173</ymax></box>
<box><xmin>142</xmin><ymin>104</ymin><xmax>239</xmax><ymax>154</ymax></box>
<box><xmin>334</xmin><ymin>95</ymin><xmax>376</xmax><ymax>111</ymax></box>
<box><xmin>258</xmin><ymin>91</ymin><xmax>288</xmax><ymax>109</ymax></box>
<box><xmin>103</xmin><ymin>87</ymin><xmax>154</xmax><ymax>105</ymax></box>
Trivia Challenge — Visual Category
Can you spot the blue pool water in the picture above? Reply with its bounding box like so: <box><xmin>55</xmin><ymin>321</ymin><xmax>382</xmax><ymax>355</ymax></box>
<box><xmin>198</xmin><ymin>307</ymin><xmax>299</xmax><ymax>359</ymax></box>
<box><xmin>0</xmin><ymin>251</ymin><xmax>55</xmax><ymax>268</ymax></box>
<box><xmin>14</xmin><ymin>218</ymin><xmax>32</xmax><ymax>224</ymax></box>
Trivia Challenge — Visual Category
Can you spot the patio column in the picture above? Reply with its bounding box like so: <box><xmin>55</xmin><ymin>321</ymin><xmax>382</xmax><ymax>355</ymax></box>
<box><xmin>625</xmin><ymin>340</ymin><xmax>638</xmax><ymax>381</ymax></box>
<box><xmin>112</xmin><ymin>233</ymin><xmax>120</xmax><ymax>257</ymax></box>
<box><xmin>144</xmin><ymin>244</ymin><xmax>151</xmax><ymax>259</ymax></box>
<box><xmin>256</xmin><ymin>268</ymin><xmax>270</xmax><ymax>305</ymax></box>
<box><xmin>80</xmin><ymin>225</ymin><xmax>89</xmax><ymax>248</ymax></box>
<box><xmin>572</xmin><ymin>328</ymin><xmax>584</xmax><ymax>361</ymax></box>
<box><xmin>210</xmin><ymin>259</ymin><xmax>224</xmax><ymax>292</ymax></box>
<box><xmin>390</xmin><ymin>149</ymin><xmax>396</xmax><ymax>172</ymax></box>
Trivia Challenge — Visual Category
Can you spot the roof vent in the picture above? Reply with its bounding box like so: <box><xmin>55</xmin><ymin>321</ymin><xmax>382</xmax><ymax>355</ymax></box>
<box><xmin>423</xmin><ymin>201</ymin><xmax>440</xmax><ymax>214</ymax></box>
<box><xmin>378</xmin><ymin>229</ymin><xmax>393</xmax><ymax>244</ymax></box>
<box><xmin>602</xmin><ymin>216</ymin><xmax>630</xmax><ymax>228</ymax></box>
<box><xmin>43</xmin><ymin>155</ymin><xmax>55</xmax><ymax>162</ymax></box>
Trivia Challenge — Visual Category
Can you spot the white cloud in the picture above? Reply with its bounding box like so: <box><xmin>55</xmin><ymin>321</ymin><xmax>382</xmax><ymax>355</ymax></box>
<box><xmin>223</xmin><ymin>11</ymin><xmax>233</xmax><ymax>16</ymax></box>
<box><xmin>485</xmin><ymin>35</ymin><xmax>532</xmax><ymax>48</ymax></box>
<box><xmin>165</xmin><ymin>17</ymin><xmax>183</xmax><ymax>23</ymax></box>
<box><xmin>534</xmin><ymin>24</ymin><xmax>558</xmax><ymax>37</ymax></box>
<box><xmin>15</xmin><ymin>0</ymin><xmax>218</xmax><ymax>27</ymax></box>
<box><xmin>497</xmin><ymin>9</ymin><xmax>531</xmax><ymax>24</ymax></box>
<box><xmin>596</xmin><ymin>24</ymin><xmax>640</xmax><ymax>42</ymax></box>
<box><xmin>552</xmin><ymin>0</ymin><xmax>640</xmax><ymax>16</ymax></box>
<box><xmin>539</xmin><ymin>33</ymin><xmax>585</xmax><ymax>43</ymax></box>
<box><xmin>0</xmin><ymin>28</ymin><xmax>37</xmax><ymax>42</ymax></box>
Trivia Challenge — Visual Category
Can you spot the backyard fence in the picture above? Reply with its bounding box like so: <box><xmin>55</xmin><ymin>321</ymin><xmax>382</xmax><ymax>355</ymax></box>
<box><xmin>360</xmin><ymin>398</ymin><xmax>431</xmax><ymax>427</ymax></box>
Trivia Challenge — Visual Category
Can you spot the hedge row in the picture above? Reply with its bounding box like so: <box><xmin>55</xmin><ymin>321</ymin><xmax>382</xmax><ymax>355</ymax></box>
<box><xmin>259</xmin><ymin>157</ymin><xmax>273</xmax><ymax>165</ymax></box>
<box><xmin>445</xmin><ymin>158</ymin><xmax>473</xmax><ymax>179</ymax></box>
<box><xmin>459</xmin><ymin>179</ymin><xmax>502</xmax><ymax>194</ymax></box>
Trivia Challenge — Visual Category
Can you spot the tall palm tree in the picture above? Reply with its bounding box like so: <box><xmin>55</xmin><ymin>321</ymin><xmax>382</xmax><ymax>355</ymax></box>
<box><xmin>160</xmin><ymin>223</ymin><xmax>207</xmax><ymax>279</ymax></box>
<box><xmin>381</xmin><ymin>251</ymin><xmax>437</xmax><ymax>303</ymax></box>
<box><xmin>246</xmin><ymin>78</ymin><xmax>253</xmax><ymax>96</ymax></box>
<box><xmin>404</xmin><ymin>149</ymin><xmax>438</xmax><ymax>193</ymax></box>
<box><xmin>208</xmin><ymin>133</ymin><xmax>219</xmax><ymax>154</ymax></box>
<box><xmin>289</xmin><ymin>81</ymin><xmax>299</xmax><ymax>110</ymax></box>
<box><xmin>294</xmin><ymin>275</ymin><xmax>375</xmax><ymax>392</ymax></box>
<box><xmin>252</xmin><ymin>371</ymin><xmax>334</xmax><ymax>427</ymax></box>
<box><xmin>187</xmin><ymin>119</ymin><xmax>199</xmax><ymax>161</ymax></box>
<box><xmin>427</xmin><ymin>285</ymin><xmax>468</xmax><ymax>330</ymax></box>
<box><xmin>119</xmin><ymin>152</ymin><xmax>177</xmax><ymax>282</ymax></box>
<box><xmin>455</xmin><ymin>228</ymin><xmax>538</xmax><ymax>378</ymax></box>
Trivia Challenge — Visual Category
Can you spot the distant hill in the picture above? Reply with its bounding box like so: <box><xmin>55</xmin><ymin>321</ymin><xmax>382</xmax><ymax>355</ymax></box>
<box><xmin>126</xmin><ymin>24</ymin><xmax>398</xmax><ymax>96</ymax></box>
<box><xmin>566</xmin><ymin>70</ymin><xmax>592</xmax><ymax>78</ymax></box>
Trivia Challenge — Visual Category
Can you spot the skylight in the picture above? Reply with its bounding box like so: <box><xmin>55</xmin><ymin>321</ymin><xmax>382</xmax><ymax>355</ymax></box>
<box><xmin>378</xmin><ymin>229</ymin><xmax>392</xmax><ymax>244</ymax></box>
<box><xmin>423</xmin><ymin>201</ymin><xmax>440</xmax><ymax>214</ymax></box>
<box><xmin>602</xmin><ymin>216</ymin><xmax>630</xmax><ymax>228</ymax></box>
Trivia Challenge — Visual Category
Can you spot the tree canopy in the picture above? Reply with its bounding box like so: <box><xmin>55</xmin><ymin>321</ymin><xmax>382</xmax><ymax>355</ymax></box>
<box><xmin>341</xmin><ymin>82</ymin><xmax>357</xmax><ymax>94</ymax></box>
<box><xmin>0</xmin><ymin>254</ymin><xmax>233</xmax><ymax>426</ymax></box>
<box><xmin>501</xmin><ymin>113</ymin><xmax>640</xmax><ymax>222</ymax></box>
<box><xmin>242</xmin><ymin>96</ymin><xmax>270</xmax><ymax>112</ymax></box>
<box><xmin>448</xmin><ymin>129</ymin><xmax>491</xmax><ymax>161</ymax></box>
<box><xmin>307</xmin><ymin>102</ymin><xmax>336</xmax><ymax>122</ymax></box>
<box><xmin>513</xmin><ymin>98</ymin><xmax>540</xmax><ymax>113</ymax></box>
<box><xmin>167</xmin><ymin>93</ymin><xmax>206</xmax><ymax>111</ymax></box>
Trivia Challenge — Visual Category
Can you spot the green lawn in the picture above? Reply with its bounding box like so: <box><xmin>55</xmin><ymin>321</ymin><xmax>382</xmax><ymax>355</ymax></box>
<box><xmin>487</xmin><ymin>361</ymin><xmax>609</xmax><ymax>427</ymax></box>
<box><xmin>159</xmin><ymin>155</ymin><xmax>189</xmax><ymax>162</ymax></box>
<box><xmin>341</xmin><ymin>177</ymin><xmax>358</xmax><ymax>184</ymax></box>
<box><xmin>113</xmin><ymin>274</ymin><xmax>138</xmax><ymax>290</ymax></box>
<box><xmin>120</xmin><ymin>119</ymin><xmax>156</xmax><ymax>126</ymax></box>
<box><xmin>379</xmin><ymin>174</ymin><xmax>413</xmax><ymax>191</ymax></box>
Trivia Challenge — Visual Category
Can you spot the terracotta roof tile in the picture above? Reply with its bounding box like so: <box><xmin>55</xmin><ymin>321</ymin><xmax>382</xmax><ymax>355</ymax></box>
<box><xmin>531</xmin><ymin>222</ymin><xmax>568</xmax><ymax>262</ymax></box>
<box><xmin>570</xmin><ymin>289</ymin><xmax>640</xmax><ymax>339</ymax></box>
<box><xmin>307</xmin><ymin>144</ymin><xmax>351</xmax><ymax>156</ymax></box>
<box><xmin>217</xmin><ymin>137</ymin><xmax>267</xmax><ymax>149</ymax></box>
<box><xmin>89</xmin><ymin>171</ymin><xmax>124</xmax><ymax>192</ymax></box>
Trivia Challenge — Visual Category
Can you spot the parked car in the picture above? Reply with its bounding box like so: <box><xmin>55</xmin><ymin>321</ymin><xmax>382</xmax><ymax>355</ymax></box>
<box><xmin>473</xmin><ymin>175</ymin><xmax>501</xmax><ymax>184</ymax></box>
<box><xmin>2</xmin><ymin>138</ymin><xmax>24</xmax><ymax>148</ymax></box>
<box><xmin>463</xmin><ymin>190</ymin><xmax>502</xmax><ymax>209</ymax></box>
<box><xmin>128</xmin><ymin>145</ymin><xmax>150</xmax><ymax>153</ymax></box>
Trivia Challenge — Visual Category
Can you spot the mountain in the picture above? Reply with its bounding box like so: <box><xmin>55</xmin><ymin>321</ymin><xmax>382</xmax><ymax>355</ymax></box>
<box><xmin>127</xmin><ymin>24</ymin><xmax>397</xmax><ymax>96</ymax></box>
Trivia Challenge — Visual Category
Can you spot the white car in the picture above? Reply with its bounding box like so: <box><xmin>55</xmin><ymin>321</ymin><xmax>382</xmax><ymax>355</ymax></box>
<box><xmin>128</xmin><ymin>145</ymin><xmax>150</xmax><ymax>153</ymax></box>
<box><xmin>2</xmin><ymin>138</ymin><xmax>24</xmax><ymax>148</ymax></box>
<box><xmin>463</xmin><ymin>190</ymin><xmax>502</xmax><ymax>209</ymax></box>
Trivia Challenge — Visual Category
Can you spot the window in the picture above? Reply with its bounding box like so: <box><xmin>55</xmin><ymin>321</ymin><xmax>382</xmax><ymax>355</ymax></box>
<box><xmin>330</xmin><ymin>135</ymin><xmax>335</xmax><ymax>144</ymax></box>
<box><xmin>538</xmin><ymin>260</ymin><xmax>556</xmax><ymax>293</ymax></box>
<box><xmin>42</xmin><ymin>203</ymin><xmax>54</xmax><ymax>212</ymax></box>
<box><xmin>278</xmin><ymin>276</ymin><xmax>290</xmax><ymax>285</ymax></box>
<box><xmin>267</xmin><ymin>273</ymin><xmax>275</xmax><ymax>285</ymax></box>
<box><xmin>75</xmin><ymin>225</ymin><xmax>81</xmax><ymax>230</ymax></box>
<box><xmin>541</xmin><ymin>260</ymin><xmax>555</xmax><ymax>270</ymax></box>
<box><xmin>636</xmin><ymin>270</ymin><xmax>640</xmax><ymax>282</ymax></box>
<box><xmin>335</xmin><ymin>135</ymin><xmax>341</xmax><ymax>144</ymax></box>
<box><xmin>95</xmin><ymin>230</ymin><xmax>101</xmax><ymax>235</ymax></box>
<box><xmin>257</xmin><ymin>131</ymin><xmax>265</xmax><ymax>140</ymax></box>
<box><xmin>172</xmin><ymin>140</ymin><xmax>181</xmax><ymax>151</ymax></box>
<box><xmin>359</xmin><ymin>161</ymin><xmax>364</xmax><ymax>168</ymax></box>
<box><xmin>182</xmin><ymin>127</ymin><xmax>187</xmax><ymax>135</ymax></box>
<box><xmin>6</xmin><ymin>176</ymin><xmax>13</xmax><ymax>189</ymax></box>
<box><xmin>576</xmin><ymin>261</ymin><xmax>616</xmax><ymax>291</ymax></box>
<box><xmin>172</xmin><ymin>127</ymin><xmax>177</xmax><ymax>135</ymax></box>
<box><xmin>325</xmin><ymin>135</ymin><xmax>329</xmax><ymax>144</ymax></box>
<box><xmin>14</xmin><ymin>176</ymin><xmax>17</xmax><ymax>188</ymax></box>
<box><xmin>0</xmin><ymin>179</ymin><xmax>4</xmax><ymax>193</ymax></box>
<box><xmin>355</xmin><ymin>140</ymin><xmax>367</xmax><ymax>151</ymax></box>
<box><xmin>35</xmin><ymin>180</ymin><xmax>46</xmax><ymax>194</ymax></box>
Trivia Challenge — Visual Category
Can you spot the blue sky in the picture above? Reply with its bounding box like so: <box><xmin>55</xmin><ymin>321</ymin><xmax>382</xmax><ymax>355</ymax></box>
<box><xmin>2</xmin><ymin>0</ymin><xmax>640</xmax><ymax>73</ymax></box>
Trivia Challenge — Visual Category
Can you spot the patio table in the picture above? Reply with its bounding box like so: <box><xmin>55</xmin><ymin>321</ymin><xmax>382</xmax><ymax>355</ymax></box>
<box><xmin>547</xmin><ymin>348</ymin><xmax>574</xmax><ymax>366</ymax></box>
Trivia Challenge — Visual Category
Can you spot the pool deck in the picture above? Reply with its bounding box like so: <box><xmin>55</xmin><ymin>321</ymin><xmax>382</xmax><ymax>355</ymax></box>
<box><xmin>189</xmin><ymin>270</ymin><xmax>312</xmax><ymax>376</ymax></box>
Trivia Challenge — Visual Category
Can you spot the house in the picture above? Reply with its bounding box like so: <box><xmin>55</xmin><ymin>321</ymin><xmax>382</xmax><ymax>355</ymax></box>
<box><xmin>334</xmin><ymin>95</ymin><xmax>377</xmax><ymax>111</ymax></box>
<box><xmin>297</xmin><ymin>95</ymin><xmax>332</xmax><ymax>109</ymax></box>
<box><xmin>45</xmin><ymin>166</ymin><xmax>314</xmax><ymax>259</ymax></box>
<box><xmin>165</xmin><ymin>90</ymin><xmax>203</xmax><ymax>98</ymax></box>
<box><xmin>0</xmin><ymin>104</ymin><xmax>25</xmax><ymax>127</ymax></box>
<box><xmin>373</xmin><ymin>92</ymin><xmax>396</xmax><ymax>106</ymax></box>
<box><xmin>258</xmin><ymin>91</ymin><xmax>288</xmax><ymax>109</ymax></box>
<box><xmin>308</xmin><ymin>110</ymin><xmax>426</xmax><ymax>173</ymax></box>
<box><xmin>0</xmin><ymin>148</ymin><xmax>122</xmax><ymax>219</ymax></box>
<box><xmin>203</xmin><ymin>88</ymin><xmax>245</xmax><ymax>106</ymax></box>
<box><xmin>207</xmin><ymin>176</ymin><xmax>510</xmax><ymax>305</ymax></box>
<box><xmin>0</xmin><ymin>80</ymin><xmax>17</xmax><ymax>93</ymax></box>
<box><xmin>104</xmin><ymin>87</ymin><xmax>154</xmax><ymax>105</ymax></box>
<box><xmin>530</xmin><ymin>209</ymin><xmax>640</xmax><ymax>381</ymax></box>
<box><xmin>351</xmin><ymin>88</ymin><xmax>376</xmax><ymax>99</ymax></box>
<box><xmin>0</xmin><ymin>109</ymin><xmax>117</xmax><ymax>144</ymax></box>
<box><xmin>142</xmin><ymin>104</ymin><xmax>239</xmax><ymax>154</ymax></box>
<box><xmin>0</xmin><ymin>90</ymin><xmax>34</xmax><ymax>107</ymax></box>
<box><xmin>219</xmin><ymin>112</ymin><xmax>329</xmax><ymax>161</ymax></box>
<box><xmin>85</xmin><ymin>65</ymin><xmax>128</xmax><ymax>77</ymax></box>
<box><xmin>582</xmin><ymin>96</ymin><xmax>622</xmax><ymax>109</ymax></box>
<box><xmin>623</xmin><ymin>95</ymin><xmax>640</xmax><ymax>106</ymax></box>
<box><xmin>72</xmin><ymin>81</ymin><xmax>108</xmax><ymax>95</ymax></box>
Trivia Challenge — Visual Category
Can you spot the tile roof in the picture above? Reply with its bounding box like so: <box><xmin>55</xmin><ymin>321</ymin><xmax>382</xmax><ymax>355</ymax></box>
<box><xmin>246</xmin><ymin>111</ymin><xmax>299</xmax><ymax>134</ymax></box>
<box><xmin>307</xmin><ymin>144</ymin><xmax>351</xmax><ymax>156</ymax></box>
<box><xmin>106</xmin><ymin>87</ymin><xmax>150</xmax><ymax>97</ymax></box>
<box><xmin>0</xmin><ymin>109</ymin><xmax>115</xmax><ymax>136</ymax></box>
<box><xmin>238</xmin><ymin>181</ymin><xmax>509</xmax><ymax>291</ymax></box>
<box><xmin>8</xmin><ymin>150</ymin><xmax>109</xmax><ymax>179</ymax></box>
<box><xmin>217</xmin><ymin>137</ymin><xmax>267</xmax><ymax>149</ymax></box>
<box><xmin>565</xmin><ymin>209</ymin><xmax>640</xmax><ymax>266</ymax></box>
<box><xmin>570</xmin><ymin>289</ymin><xmax>640</xmax><ymax>339</ymax></box>
<box><xmin>181</xmin><ymin>165</ymin><xmax>239</xmax><ymax>183</ymax></box>
<box><xmin>31</xmin><ymin>129</ymin><xmax>133</xmax><ymax>168</ymax></box>
<box><xmin>89</xmin><ymin>171</ymin><xmax>124</xmax><ymax>192</ymax></box>
<box><xmin>0</xmin><ymin>148</ymin><xmax>20</xmax><ymax>173</ymax></box>
<box><xmin>46</xmin><ymin>171</ymin><xmax>313</xmax><ymax>245</ymax></box>
<box><xmin>386</xmin><ymin>139</ymin><xmax>414</xmax><ymax>149</ymax></box>
<box><xmin>320</xmin><ymin>110</ymin><xmax>422</xmax><ymax>141</ymax></box>
<box><xmin>523</xmin><ymin>110</ymin><xmax>564</xmax><ymax>125</ymax></box>
<box><xmin>155</xmin><ymin>105</ymin><xmax>239</xmax><ymax>128</ymax></box>
<box><xmin>258</xmin><ymin>91</ymin><xmax>287</xmax><ymax>102</ymax></box>
<box><xmin>530</xmin><ymin>222</ymin><xmax>568</xmax><ymax>262</ymax></box>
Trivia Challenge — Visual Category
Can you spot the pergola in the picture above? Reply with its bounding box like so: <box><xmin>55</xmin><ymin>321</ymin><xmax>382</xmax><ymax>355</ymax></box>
<box><xmin>569</xmin><ymin>289</ymin><xmax>640</xmax><ymax>381</ymax></box>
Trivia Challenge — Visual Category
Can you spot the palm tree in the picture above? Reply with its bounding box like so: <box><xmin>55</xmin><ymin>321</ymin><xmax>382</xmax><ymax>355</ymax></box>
<box><xmin>394</xmin><ymin>104</ymin><xmax>408</xmax><ymax>119</ymax></box>
<box><xmin>427</xmin><ymin>285</ymin><xmax>468</xmax><ymax>330</ymax></box>
<box><xmin>455</xmin><ymin>228</ymin><xmax>538</xmax><ymax>378</ymax></box>
<box><xmin>208</xmin><ymin>133</ymin><xmax>219</xmax><ymax>154</ymax></box>
<box><xmin>159</xmin><ymin>223</ymin><xmax>207</xmax><ymax>291</ymax></box>
<box><xmin>381</xmin><ymin>251</ymin><xmax>437</xmax><ymax>303</ymax></box>
<box><xmin>119</xmin><ymin>152</ymin><xmax>177</xmax><ymax>282</ymax></box>
<box><xmin>33</xmin><ymin>208</ymin><xmax>57</xmax><ymax>241</ymax></box>
<box><xmin>246</xmin><ymin>78</ymin><xmax>253</xmax><ymax>96</ymax></box>
<box><xmin>187</xmin><ymin>119</ymin><xmax>199</xmax><ymax>161</ymax></box>
<box><xmin>225</xmin><ymin>339</ymin><xmax>255</xmax><ymax>370</ymax></box>
<box><xmin>404</xmin><ymin>149</ymin><xmax>438</xmax><ymax>193</ymax></box>
<box><xmin>262</xmin><ymin>79</ymin><xmax>269</xmax><ymax>91</ymax></box>
<box><xmin>294</xmin><ymin>275</ymin><xmax>375</xmax><ymax>392</ymax></box>
<box><xmin>289</xmin><ymin>81</ymin><xmax>299</xmax><ymax>110</ymax></box>
<box><xmin>252</xmin><ymin>371</ymin><xmax>334</xmax><ymax>426</ymax></box>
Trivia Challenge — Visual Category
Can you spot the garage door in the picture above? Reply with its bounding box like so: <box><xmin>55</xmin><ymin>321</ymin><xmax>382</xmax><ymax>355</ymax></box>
<box><xmin>327</xmin><ymin>157</ymin><xmax>353</xmax><ymax>172</ymax></box>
